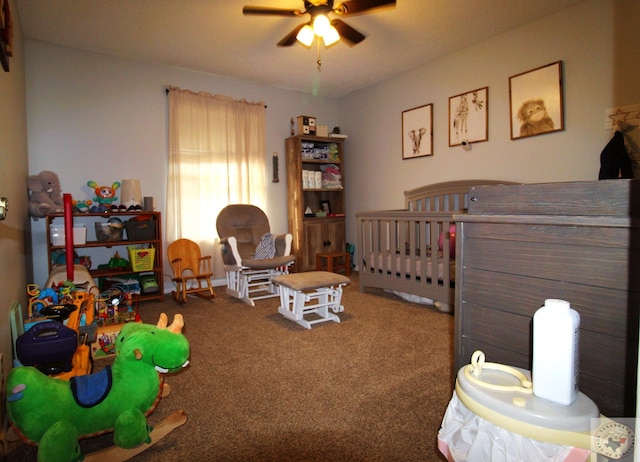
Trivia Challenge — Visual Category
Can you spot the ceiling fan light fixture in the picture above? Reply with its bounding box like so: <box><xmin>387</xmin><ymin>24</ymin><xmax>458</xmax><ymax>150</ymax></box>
<box><xmin>296</xmin><ymin>24</ymin><xmax>315</xmax><ymax>47</ymax></box>
<box><xmin>323</xmin><ymin>25</ymin><xmax>340</xmax><ymax>46</ymax></box>
<box><xmin>312</xmin><ymin>14</ymin><xmax>331</xmax><ymax>37</ymax></box>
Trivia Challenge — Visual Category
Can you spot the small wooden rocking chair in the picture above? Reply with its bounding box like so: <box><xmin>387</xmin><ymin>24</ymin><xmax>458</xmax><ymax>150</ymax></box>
<box><xmin>167</xmin><ymin>239</ymin><xmax>216</xmax><ymax>304</ymax></box>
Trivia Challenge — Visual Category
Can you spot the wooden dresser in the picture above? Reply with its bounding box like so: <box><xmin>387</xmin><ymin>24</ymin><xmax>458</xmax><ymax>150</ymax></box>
<box><xmin>454</xmin><ymin>179</ymin><xmax>640</xmax><ymax>416</ymax></box>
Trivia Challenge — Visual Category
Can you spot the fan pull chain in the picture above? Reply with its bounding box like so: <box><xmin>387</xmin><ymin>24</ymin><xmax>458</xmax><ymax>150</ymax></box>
<box><xmin>316</xmin><ymin>40</ymin><xmax>322</xmax><ymax>72</ymax></box>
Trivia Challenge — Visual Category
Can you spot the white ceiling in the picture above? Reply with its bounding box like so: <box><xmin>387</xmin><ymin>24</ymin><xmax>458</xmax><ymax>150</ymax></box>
<box><xmin>16</xmin><ymin>0</ymin><xmax>586</xmax><ymax>99</ymax></box>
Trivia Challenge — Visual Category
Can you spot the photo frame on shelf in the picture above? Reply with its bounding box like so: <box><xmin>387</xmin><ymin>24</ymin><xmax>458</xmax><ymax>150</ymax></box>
<box><xmin>509</xmin><ymin>61</ymin><xmax>564</xmax><ymax>140</ymax></box>
<box><xmin>449</xmin><ymin>87</ymin><xmax>488</xmax><ymax>147</ymax></box>
<box><xmin>320</xmin><ymin>200</ymin><xmax>331</xmax><ymax>214</ymax></box>
<box><xmin>402</xmin><ymin>104</ymin><xmax>433</xmax><ymax>159</ymax></box>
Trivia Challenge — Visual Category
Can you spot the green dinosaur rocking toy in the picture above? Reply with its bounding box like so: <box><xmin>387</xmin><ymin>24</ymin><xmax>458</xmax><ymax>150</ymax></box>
<box><xmin>7</xmin><ymin>313</ymin><xmax>190</xmax><ymax>462</ymax></box>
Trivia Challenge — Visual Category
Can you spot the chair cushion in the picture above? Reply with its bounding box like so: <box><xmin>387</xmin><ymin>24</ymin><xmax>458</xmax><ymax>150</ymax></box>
<box><xmin>242</xmin><ymin>255</ymin><xmax>295</xmax><ymax>269</ymax></box>
<box><xmin>272</xmin><ymin>271</ymin><xmax>350</xmax><ymax>291</ymax></box>
<box><xmin>235</xmin><ymin>227</ymin><xmax>256</xmax><ymax>245</ymax></box>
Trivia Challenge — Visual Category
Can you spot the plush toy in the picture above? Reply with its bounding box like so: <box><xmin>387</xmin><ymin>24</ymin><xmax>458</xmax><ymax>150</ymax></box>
<box><xmin>6</xmin><ymin>313</ymin><xmax>189</xmax><ymax>462</ymax></box>
<box><xmin>87</xmin><ymin>180</ymin><xmax>120</xmax><ymax>212</ymax></box>
<box><xmin>28</xmin><ymin>170</ymin><xmax>64</xmax><ymax>220</ymax></box>
<box><xmin>72</xmin><ymin>199</ymin><xmax>92</xmax><ymax>213</ymax></box>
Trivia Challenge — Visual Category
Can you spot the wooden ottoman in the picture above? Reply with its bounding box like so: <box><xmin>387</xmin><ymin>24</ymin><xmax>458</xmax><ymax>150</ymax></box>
<box><xmin>272</xmin><ymin>271</ymin><xmax>350</xmax><ymax>329</ymax></box>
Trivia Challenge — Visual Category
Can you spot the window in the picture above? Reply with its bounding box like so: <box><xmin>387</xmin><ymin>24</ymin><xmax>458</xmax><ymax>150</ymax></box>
<box><xmin>166</xmin><ymin>87</ymin><xmax>266</xmax><ymax>274</ymax></box>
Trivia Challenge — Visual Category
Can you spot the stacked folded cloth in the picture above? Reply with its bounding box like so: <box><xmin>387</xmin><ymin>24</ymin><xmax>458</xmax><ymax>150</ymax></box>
<box><xmin>320</xmin><ymin>164</ymin><xmax>342</xmax><ymax>189</ymax></box>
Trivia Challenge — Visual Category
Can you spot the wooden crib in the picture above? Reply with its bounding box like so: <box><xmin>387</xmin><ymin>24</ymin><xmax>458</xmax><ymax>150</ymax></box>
<box><xmin>356</xmin><ymin>180</ymin><xmax>514</xmax><ymax>312</ymax></box>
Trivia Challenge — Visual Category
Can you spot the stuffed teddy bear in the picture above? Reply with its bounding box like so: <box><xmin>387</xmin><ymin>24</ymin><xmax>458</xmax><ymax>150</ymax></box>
<box><xmin>28</xmin><ymin>170</ymin><xmax>64</xmax><ymax>220</ymax></box>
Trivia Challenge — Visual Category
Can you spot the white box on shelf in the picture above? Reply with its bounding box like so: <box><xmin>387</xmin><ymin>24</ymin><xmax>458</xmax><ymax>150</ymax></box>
<box><xmin>50</xmin><ymin>225</ymin><xmax>87</xmax><ymax>246</ymax></box>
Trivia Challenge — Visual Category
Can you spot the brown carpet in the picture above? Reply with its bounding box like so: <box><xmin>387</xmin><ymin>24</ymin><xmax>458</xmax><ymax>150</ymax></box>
<box><xmin>6</xmin><ymin>273</ymin><xmax>454</xmax><ymax>461</ymax></box>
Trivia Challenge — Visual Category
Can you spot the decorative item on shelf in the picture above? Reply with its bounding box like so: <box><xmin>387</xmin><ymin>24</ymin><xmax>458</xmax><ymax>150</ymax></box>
<box><xmin>120</xmin><ymin>179</ymin><xmax>143</xmax><ymax>211</ymax></box>
<box><xmin>304</xmin><ymin>206</ymin><xmax>314</xmax><ymax>218</ymax></box>
<box><xmin>317</xmin><ymin>125</ymin><xmax>329</xmax><ymax>137</ymax></box>
<box><xmin>72</xmin><ymin>199</ymin><xmax>92</xmax><ymax>213</ymax></box>
<box><xmin>143</xmin><ymin>196</ymin><xmax>155</xmax><ymax>211</ymax></box>
<box><xmin>108</xmin><ymin>251</ymin><xmax>129</xmax><ymax>269</ymax></box>
<box><xmin>297</xmin><ymin>115</ymin><xmax>316</xmax><ymax>135</ymax></box>
<box><xmin>329</xmin><ymin>126</ymin><xmax>347</xmax><ymax>139</ymax></box>
<box><xmin>28</xmin><ymin>170</ymin><xmax>64</xmax><ymax>220</ymax></box>
<box><xmin>320</xmin><ymin>200</ymin><xmax>331</xmax><ymax>214</ymax></box>
<box><xmin>87</xmin><ymin>180</ymin><xmax>121</xmax><ymax>212</ymax></box>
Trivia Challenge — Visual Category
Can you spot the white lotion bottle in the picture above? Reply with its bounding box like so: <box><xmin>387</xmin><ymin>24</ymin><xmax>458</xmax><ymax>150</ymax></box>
<box><xmin>532</xmin><ymin>299</ymin><xmax>580</xmax><ymax>405</ymax></box>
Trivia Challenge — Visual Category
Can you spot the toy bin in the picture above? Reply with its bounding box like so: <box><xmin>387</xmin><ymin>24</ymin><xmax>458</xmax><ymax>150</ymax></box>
<box><xmin>50</xmin><ymin>225</ymin><xmax>87</xmax><ymax>246</ymax></box>
<box><xmin>125</xmin><ymin>219</ymin><xmax>155</xmax><ymax>241</ymax></box>
<box><xmin>95</xmin><ymin>222</ymin><xmax>124</xmax><ymax>242</ymax></box>
<box><xmin>128</xmin><ymin>246</ymin><xmax>156</xmax><ymax>271</ymax></box>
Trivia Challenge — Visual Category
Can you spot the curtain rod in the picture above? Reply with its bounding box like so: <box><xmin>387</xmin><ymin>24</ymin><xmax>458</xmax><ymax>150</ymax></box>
<box><xmin>165</xmin><ymin>87</ymin><xmax>267</xmax><ymax>108</ymax></box>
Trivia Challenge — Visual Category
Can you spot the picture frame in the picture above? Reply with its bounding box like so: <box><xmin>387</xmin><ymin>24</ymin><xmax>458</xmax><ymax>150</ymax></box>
<box><xmin>448</xmin><ymin>87</ymin><xmax>488</xmax><ymax>147</ymax></box>
<box><xmin>509</xmin><ymin>61</ymin><xmax>564</xmax><ymax>140</ymax></box>
<box><xmin>402</xmin><ymin>103</ymin><xmax>433</xmax><ymax>159</ymax></box>
<box><xmin>320</xmin><ymin>200</ymin><xmax>331</xmax><ymax>214</ymax></box>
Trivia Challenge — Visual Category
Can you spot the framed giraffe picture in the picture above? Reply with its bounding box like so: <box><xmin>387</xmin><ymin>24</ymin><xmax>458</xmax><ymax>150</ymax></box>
<box><xmin>448</xmin><ymin>87</ymin><xmax>488</xmax><ymax>147</ymax></box>
<box><xmin>402</xmin><ymin>103</ymin><xmax>433</xmax><ymax>159</ymax></box>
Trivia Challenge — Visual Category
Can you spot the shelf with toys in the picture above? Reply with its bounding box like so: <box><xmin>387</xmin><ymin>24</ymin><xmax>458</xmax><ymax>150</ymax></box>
<box><xmin>45</xmin><ymin>211</ymin><xmax>164</xmax><ymax>302</ymax></box>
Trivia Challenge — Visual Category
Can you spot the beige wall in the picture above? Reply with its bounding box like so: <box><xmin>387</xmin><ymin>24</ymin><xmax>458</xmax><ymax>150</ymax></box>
<box><xmin>341</xmin><ymin>0</ymin><xmax>640</xmax><ymax>248</ymax></box>
<box><xmin>0</xmin><ymin>0</ymin><xmax>28</xmax><ymax>381</ymax></box>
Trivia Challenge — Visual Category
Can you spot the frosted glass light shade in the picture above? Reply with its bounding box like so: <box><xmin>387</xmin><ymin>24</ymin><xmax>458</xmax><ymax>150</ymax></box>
<box><xmin>312</xmin><ymin>14</ymin><xmax>331</xmax><ymax>37</ymax></box>
<box><xmin>120</xmin><ymin>179</ymin><xmax>142</xmax><ymax>207</ymax></box>
<box><xmin>323</xmin><ymin>25</ymin><xmax>340</xmax><ymax>46</ymax></box>
<box><xmin>296</xmin><ymin>24</ymin><xmax>314</xmax><ymax>47</ymax></box>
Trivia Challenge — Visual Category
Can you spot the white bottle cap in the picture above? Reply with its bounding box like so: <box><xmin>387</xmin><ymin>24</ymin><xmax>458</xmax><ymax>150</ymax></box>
<box><xmin>544</xmin><ymin>299</ymin><xmax>570</xmax><ymax>309</ymax></box>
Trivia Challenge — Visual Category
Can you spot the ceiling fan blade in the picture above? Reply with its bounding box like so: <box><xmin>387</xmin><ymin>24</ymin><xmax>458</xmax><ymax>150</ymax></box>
<box><xmin>331</xmin><ymin>19</ymin><xmax>365</xmax><ymax>45</ymax></box>
<box><xmin>277</xmin><ymin>24</ymin><xmax>306</xmax><ymax>47</ymax></box>
<box><xmin>333</xmin><ymin>0</ymin><xmax>396</xmax><ymax>15</ymax></box>
<box><xmin>242</xmin><ymin>6</ymin><xmax>302</xmax><ymax>16</ymax></box>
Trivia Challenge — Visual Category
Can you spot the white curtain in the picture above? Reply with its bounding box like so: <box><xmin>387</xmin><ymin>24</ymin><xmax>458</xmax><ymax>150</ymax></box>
<box><xmin>166</xmin><ymin>87</ymin><xmax>266</xmax><ymax>276</ymax></box>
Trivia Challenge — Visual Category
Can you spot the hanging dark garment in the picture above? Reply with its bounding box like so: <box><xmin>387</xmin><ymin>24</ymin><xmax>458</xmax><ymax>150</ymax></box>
<box><xmin>598</xmin><ymin>130</ymin><xmax>634</xmax><ymax>179</ymax></box>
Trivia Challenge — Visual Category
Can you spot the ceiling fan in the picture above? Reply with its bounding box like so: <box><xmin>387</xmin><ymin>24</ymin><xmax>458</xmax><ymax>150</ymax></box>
<box><xmin>242</xmin><ymin>0</ymin><xmax>396</xmax><ymax>48</ymax></box>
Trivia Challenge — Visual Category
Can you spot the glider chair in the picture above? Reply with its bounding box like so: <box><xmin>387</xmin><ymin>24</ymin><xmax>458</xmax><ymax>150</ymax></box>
<box><xmin>216</xmin><ymin>204</ymin><xmax>295</xmax><ymax>306</ymax></box>
<box><xmin>167</xmin><ymin>238</ymin><xmax>216</xmax><ymax>304</ymax></box>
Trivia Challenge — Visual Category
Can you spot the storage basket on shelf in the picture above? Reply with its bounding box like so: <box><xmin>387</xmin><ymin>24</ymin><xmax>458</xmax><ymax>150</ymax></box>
<box><xmin>127</xmin><ymin>246</ymin><xmax>156</xmax><ymax>272</ymax></box>
<box><xmin>94</xmin><ymin>221</ymin><xmax>124</xmax><ymax>242</ymax></box>
<box><xmin>125</xmin><ymin>218</ymin><xmax>156</xmax><ymax>241</ymax></box>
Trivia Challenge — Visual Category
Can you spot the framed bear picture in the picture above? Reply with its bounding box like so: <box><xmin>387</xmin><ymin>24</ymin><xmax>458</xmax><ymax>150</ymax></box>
<box><xmin>509</xmin><ymin>61</ymin><xmax>564</xmax><ymax>140</ymax></box>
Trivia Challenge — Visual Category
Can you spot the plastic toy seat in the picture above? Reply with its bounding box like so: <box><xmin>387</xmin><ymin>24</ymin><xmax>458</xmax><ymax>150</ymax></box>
<box><xmin>167</xmin><ymin>239</ymin><xmax>216</xmax><ymax>304</ymax></box>
<box><xmin>216</xmin><ymin>204</ymin><xmax>295</xmax><ymax>306</ymax></box>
